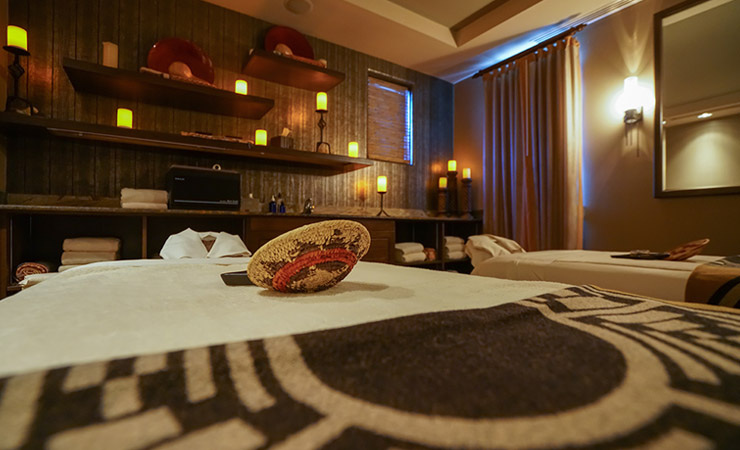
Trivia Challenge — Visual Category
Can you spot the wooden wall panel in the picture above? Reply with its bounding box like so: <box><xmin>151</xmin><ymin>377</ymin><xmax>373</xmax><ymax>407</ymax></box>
<box><xmin>6</xmin><ymin>0</ymin><xmax>453</xmax><ymax>212</ymax></box>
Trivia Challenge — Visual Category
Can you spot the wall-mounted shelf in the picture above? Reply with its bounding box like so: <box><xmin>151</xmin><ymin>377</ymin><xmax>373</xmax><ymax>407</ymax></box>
<box><xmin>242</xmin><ymin>49</ymin><xmax>345</xmax><ymax>91</ymax></box>
<box><xmin>0</xmin><ymin>113</ymin><xmax>373</xmax><ymax>173</ymax></box>
<box><xmin>63</xmin><ymin>58</ymin><xmax>274</xmax><ymax>119</ymax></box>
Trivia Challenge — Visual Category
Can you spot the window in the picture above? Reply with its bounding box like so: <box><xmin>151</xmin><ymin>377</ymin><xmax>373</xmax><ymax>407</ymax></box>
<box><xmin>367</xmin><ymin>75</ymin><xmax>413</xmax><ymax>164</ymax></box>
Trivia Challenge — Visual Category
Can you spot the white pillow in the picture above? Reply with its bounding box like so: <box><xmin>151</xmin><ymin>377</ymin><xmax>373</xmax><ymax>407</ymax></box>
<box><xmin>464</xmin><ymin>234</ymin><xmax>525</xmax><ymax>267</ymax></box>
<box><xmin>160</xmin><ymin>229</ymin><xmax>251</xmax><ymax>259</ymax></box>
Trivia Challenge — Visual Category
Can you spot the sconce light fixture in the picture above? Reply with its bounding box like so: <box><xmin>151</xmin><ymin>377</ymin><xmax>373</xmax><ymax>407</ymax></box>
<box><xmin>622</xmin><ymin>77</ymin><xmax>643</xmax><ymax>124</ymax></box>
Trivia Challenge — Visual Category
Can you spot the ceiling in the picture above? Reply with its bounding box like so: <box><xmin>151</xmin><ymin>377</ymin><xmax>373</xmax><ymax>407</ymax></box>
<box><xmin>205</xmin><ymin>0</ymin><xmax>643</xmax><ymax>84</ymax></box>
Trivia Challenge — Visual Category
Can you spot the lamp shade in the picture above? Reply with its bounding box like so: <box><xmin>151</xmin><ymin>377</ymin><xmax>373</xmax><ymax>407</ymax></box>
<box><xmin>316</xmin><ymin>92</ymin><xmax>327</xmax><ymax>111</ymax></box>
<box><xmin>622</xmin><ymin>77</ymin><xmax>641</xmax><ymax>111</ymax></box>
<box><xmin>255</xmin><ymin>129</ymin><xmax>267</xmax><ymax>146</ymax></box>
<box><xmin>235</xmin><ymin>79</ymin><xmax>248</xmax><ymax>95</ymax></box>
<box><xmin>447</xmin><ymin>160</ymin><xmax>457</xmax><ymax>172</ymax></box>
<box><xmin>6</xmin><ymin>25</ymin><xmax>27</xmax><ymax>52</ymax></box>
<box><xmin>116</xmin><ymin>108</ymin><xmax>133</xmax><ymax>128</ymax></box>
<box><xmin>377</xmin><ymin>176</ymin><xmax>387</xmax><ymax>193</ymax></box>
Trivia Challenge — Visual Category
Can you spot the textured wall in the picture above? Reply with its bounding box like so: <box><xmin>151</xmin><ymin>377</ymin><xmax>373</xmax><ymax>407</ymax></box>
<box><xmin>6</xmin><ymin>0</ymin><xmax>453</xmax><ymax>212</ymax></box>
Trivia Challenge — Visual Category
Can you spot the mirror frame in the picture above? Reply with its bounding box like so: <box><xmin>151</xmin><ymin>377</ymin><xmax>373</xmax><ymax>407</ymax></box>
<box><xmin>653</xmin><ymin>0</ymin><xmax>740</xmax><ymax>197</ymax></box>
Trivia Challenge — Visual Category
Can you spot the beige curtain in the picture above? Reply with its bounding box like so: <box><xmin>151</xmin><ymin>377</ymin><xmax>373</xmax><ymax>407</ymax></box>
<box><xmin>482</xmin><ymin>36</ymin><xmax>583</xmax><ymax>251</ymax></box>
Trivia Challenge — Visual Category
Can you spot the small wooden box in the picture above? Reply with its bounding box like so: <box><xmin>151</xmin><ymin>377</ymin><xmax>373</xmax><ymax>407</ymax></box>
<box><xmin>270</xmin><ymin>136</ymin><xmax>294</xmax><ymax>149</ymax></box>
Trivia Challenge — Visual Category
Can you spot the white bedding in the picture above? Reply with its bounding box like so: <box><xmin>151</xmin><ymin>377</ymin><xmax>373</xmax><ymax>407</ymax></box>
<box><xmin>0</xmin><ymin>258</ymin><xmax>566</xmax><ymax>377</ymax></box>
<box><xmin>472</xmin><ymin>250</ymin><xmax>721</xmax><ymax>302</ymax></box>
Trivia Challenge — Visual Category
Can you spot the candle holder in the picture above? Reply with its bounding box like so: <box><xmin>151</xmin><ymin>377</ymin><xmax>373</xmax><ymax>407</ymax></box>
<box><xmin>3</xmin><ymin>43</ymin><xmax>34</xmax><ymax>114</ymax></box>
<box><xmin>437</xmin><ymin>187</ymin><xmax>448</xmax><ymax>217</ymax></box>
<box><xmin>315</xmin><ymin>110</ymin><xmax>331</xmax><ymax>153</ymax></box>
<box><xmin>446</xmin><ymin>170</ymin><xmax>458</xmax><ymax>216</ymax></box>
<box><xmin>461</xmin><ymin>178</ymin><xmax>473</xmax><ymax>219</ymax></box>
<box><xmin>376</xmin><ymin>191</ymin><xmax>389</xmax><ymax>217</ymax></box>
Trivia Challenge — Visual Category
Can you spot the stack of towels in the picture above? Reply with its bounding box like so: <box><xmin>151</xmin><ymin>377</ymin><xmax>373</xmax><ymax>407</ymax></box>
<box><xmin>60</xmin><ymin>237</ymin><xmax>121</xmax><ymax>272</ymax></box>
<box><xmin>395</xmin><ymin>242</ymin><xmax>427</xmax><ymax>263</ymax></box>
<box><xmin>121</xmin><ymin>188</ymin><xmax>168</xmax><ymax>209</ymax></box>
<box><xmin>443</xmin><ymin>236</ymin><xmax>466</xmax><ymax>261</ymax></box>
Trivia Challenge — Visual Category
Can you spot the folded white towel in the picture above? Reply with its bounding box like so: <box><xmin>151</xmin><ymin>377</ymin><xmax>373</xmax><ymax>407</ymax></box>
<box><xmin>444</xmin><ymin>243</ymin><xmax>465</xmax><ymax>253</ymax></box>
<box><xmin>444</xmin><ymin>236</ymin><xmax>464</xmax><ymax>245</ymax></box>
<box><xmin>61</xmin><ymin>251</ymin><xmax>119</xmax><ymax>265</ymax></box>
<box><xmin>159</xmin><ymin>228</ymin><xmax>251</xmax><ymax>260</ymax></box>
<box><xmin>396</xmin><ymin>251</ymin><xmax>427</xmax><ymax>263</ymax></box>
<box><xmin>121</xmin><ymin>188</ymin><xmax>168</xmax><ymax>204</ymax></box>
<box><xmin>121</xmin><ymin>202</ymin><xmax>168</xmax><ymax>210</ymax></box>
<box><xmin>63</xmin><ymin>237</ymin><xmax>121</xmax><ymax>252</ymax></box>
<box><xmin>444</xmin><ymin>250</ymin><xmax>467</xmax><ymax>261</ymax></box>
<box><xmin>394</xmin><ymin>242</ymin><xmax>424</xmax><ymax>255</ymax></box>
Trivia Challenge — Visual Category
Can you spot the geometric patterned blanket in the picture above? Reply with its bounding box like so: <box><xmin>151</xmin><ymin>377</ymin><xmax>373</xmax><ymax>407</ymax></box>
<box><xmin>1</xmin><ymin>286</ymin><xmax>739</xmax><ymax>449</ymax></box>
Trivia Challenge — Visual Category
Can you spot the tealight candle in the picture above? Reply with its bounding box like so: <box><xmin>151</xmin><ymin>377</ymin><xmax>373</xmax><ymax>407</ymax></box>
<box><xmin>6</xmin><ymin>25</ymin><xmax>27</xmax><ymax>52</ymax></box>
<box><xmin>377</xmin><ymin>176</ymin><xmax>387</xmax><ymax>193</ymax></box>
<box><xmin>116</xmin><ymin>108</ymin><xmax>133</xmax><ymax>128</ymax></box>
<box><xmin>348</xmin><ymin>141</ymin><xmax>359</xmax><ymax>158</ymax></box>
<box><xmin>316</xmin><ymin>92</ymin><xmax>327</xmax><ymax>112</ymax></box>
<box><xmin>235</xmin><ymin>79</ymin><xmax>248</xmax><ymax>95</ymax></box>
<box><xmin>255</xmin><ymin>129</ymin><xmax>267</xmax><ymax>146</ymax></box>
<box><xmin>463</xmin><ymin>168</ymin><xmax>471</xmax><ymax>179</ymax></box>
<box><xmin>447</xmin><ymin>160</ymin><xmax>457</xmax><ymax>172</ymax></box>
<box><xmin>439</xmin><ymin>177</ymin><xmax>447</xmax><ymax>189</ymax></box>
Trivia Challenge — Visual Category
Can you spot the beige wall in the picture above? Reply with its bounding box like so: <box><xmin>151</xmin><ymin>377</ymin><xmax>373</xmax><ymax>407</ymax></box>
<box><xmin>454</xmin><ymin>0</ymin><xmax>740</xmax><ymax>255</ymax></box>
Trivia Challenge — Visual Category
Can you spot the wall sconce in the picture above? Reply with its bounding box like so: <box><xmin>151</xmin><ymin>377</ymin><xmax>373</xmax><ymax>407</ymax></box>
<box><xmin>622</xmin><ymin>77</ymin><xmax>643</xmax><ymax>124</ymax></box>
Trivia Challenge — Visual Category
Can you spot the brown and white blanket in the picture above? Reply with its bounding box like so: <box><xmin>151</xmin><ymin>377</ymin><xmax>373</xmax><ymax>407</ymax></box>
<box><xmin>1</xmin><ymin>285</ymin><xmax>739</xmax><ymax>449</ymax></box>
<box><xmin>686</xmin><ymin>255</ymin><xmax>740</xmax><ymax>308</ymax></box>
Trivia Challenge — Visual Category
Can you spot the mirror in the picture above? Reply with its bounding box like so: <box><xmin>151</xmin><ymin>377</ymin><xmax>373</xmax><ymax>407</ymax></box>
<box><xmin>654</xmin><ymin>0</ymin><xmax>740</xmax><ymax>197</ymax></box>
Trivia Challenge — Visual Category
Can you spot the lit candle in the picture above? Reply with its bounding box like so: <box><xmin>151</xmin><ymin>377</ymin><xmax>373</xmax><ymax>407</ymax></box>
<box><xmin>348</xmin><ymin>141</ymin><xmax>359</xmax><ymax>158</ymax></box>
<box><xmin>116</xmin><ymin>108</ymin><xmax>133</xmax><ymax>128</ymax></box>
<box><xmin>439</xmin><ymin>177</ymin><xmax>447</xmax><ymax>189</ymax></box>
<box><xmin>255</xmin><ymin>129</ymin><xmax>267</xmax><ymax>146</ymax></box>
<box><xmin>447</xmin><ymin>160</ymin><xmax>457</xmax><ymax>172</ymax></box>
<box><xmin>463</xmin><ymin>168</ymin><xmax>471</xmax><ymax>179</ymax></box>
<box><xmin>6</xmin><ymin>25</ymin><xmax>27</xmax><ymax>52</ymax></box>
<box><xmin>377</xmin><ymin>176</ymin><xmax>387</xmax><ymax>193</ymax></box>
<box><xmin>235</xmin><ymin>79</ymin><xmax>248</xmax><ymax>95</ymax></box>
<box><xmin>316</xmin><ymin>92</ymin><xmax>328</xmax><ymax>112</ymax></box>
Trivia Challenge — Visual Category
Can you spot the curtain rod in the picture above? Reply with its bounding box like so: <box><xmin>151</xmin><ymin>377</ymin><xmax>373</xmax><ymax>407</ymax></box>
<box><xmin>471</xmin><ymin>24</ymin><xmax>587</xmax><ymax>79</ymax></box>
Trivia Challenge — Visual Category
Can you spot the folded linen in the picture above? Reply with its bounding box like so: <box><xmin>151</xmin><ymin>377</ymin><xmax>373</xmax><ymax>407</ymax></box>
<box><xmin>15</xmin><ymin>261</ymin><xmax>55</xmax><ymax>281</ymax></box>
<box><xmin>160</xmin><ymin>228</ymin><xmax>251</xmax><ymax>259</ymax></box>
<box><xmin>20</xmin><ymin>272</ymin><xmax>59</xmax><ymax>289</ymax></box>
<box><xmin>121</xmin><ymin>188</ymin><xmax>168</xmax><ymax>205</ymax></box>
<box><xmin>394</xmin><ymin>242</ymin><xmax>424</xmax><ymax>255</ymax></box>
<box><xmin>121</xmin><ymin>202</ymin><xmax>168</xmax><ymax>210</ymax></box>
<box><xmin>444</xmin><ymin>250</ymin><xmax>467</xmax><ymax>261</ymax></box>
<box><xmin>444</xmin><ymin>236</ymin><xmax>464</xmax><ymax>245</ymax></box>
<box><xmin>396</xmin><ymin>251</ymin><xmax>427</xmax><ymax>263</ymax></box>
<box><xmin>61</xmin><ymin>251</ymin><xmax>119</xmax><ymax>265</ymax></box>
<box><xmin>444</xmin><ymin>243</ymin><xmax>465</xmax><ymax>253</ymax></box>
<box><xmin>63</xmin><ymin>237</ymin><xmax>121</xmax><ymax>252</ymax></box>
<box><xmin>58</xmin><ymin>265</ymin><xmax>83</xmax><ymax>272</ymax></box>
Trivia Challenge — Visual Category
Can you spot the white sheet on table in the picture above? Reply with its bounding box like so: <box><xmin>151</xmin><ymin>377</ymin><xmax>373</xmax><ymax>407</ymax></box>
<box><xmin>472</xmin><ymin>250</ymin><xmax>721</xmax><ymax>302</ymax></box>
<box><xmin>0</xmin><ymin>258</ymin><xmax>566</xmax><ymax>377</ymax></box>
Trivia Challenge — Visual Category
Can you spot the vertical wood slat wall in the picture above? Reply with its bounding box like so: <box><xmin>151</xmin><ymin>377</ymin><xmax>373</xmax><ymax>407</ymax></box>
<box><xmin>6</xmin><ymin>0</ymin><xmax>454</xmax><ymax>212</ymax></box>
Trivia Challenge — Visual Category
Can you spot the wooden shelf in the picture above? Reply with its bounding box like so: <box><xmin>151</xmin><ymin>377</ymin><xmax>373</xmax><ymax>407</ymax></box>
<box><xmin>242</xmin><ymin>49</ymin><xmax>345</xmax><ymax>91</ymax></box>
<box><xmin>0</xmin><ymin>113</ymin><xmax>373</xmax><ymax>173</ymax></box>
<box><xmin>63</xmin><ymin>58</ymin><xmax>274</xmax><ymax>119</ymax></box>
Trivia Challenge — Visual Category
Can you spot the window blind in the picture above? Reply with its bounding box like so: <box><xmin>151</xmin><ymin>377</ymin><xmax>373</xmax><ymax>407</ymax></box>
<box><xmin>367</xmin><ymin>76</ymin><xmax>413</xmax><ymax>164</ymax></box>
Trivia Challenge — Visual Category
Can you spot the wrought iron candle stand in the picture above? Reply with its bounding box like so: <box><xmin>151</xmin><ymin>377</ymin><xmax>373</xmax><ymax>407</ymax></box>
<box><xmin>315</xmin><ymin>110</ymin><xmax>331</xmax><ymax>153</ymax></box>
<box><xmin>376</xmin><ymin>191</ymin><xmax>389</xmax><ymax>217</ymax></box>
<box><xmin>3</xmin><ymin>43</ymin><xmax>34</xmax><ymax>113</ymax></box>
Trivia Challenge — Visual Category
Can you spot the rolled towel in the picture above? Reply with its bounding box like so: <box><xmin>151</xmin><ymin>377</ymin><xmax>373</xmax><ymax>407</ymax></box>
<box><xmin>396</xmin><ymin>251</ymin><xmax>427</xmax><ymax>263</ymax></box>
<box><xmin>63</xmin><ymin>237</ymin><xmax>121</xmax><ymax>252</ymax></box>
<box><xmin>121</xmin><ymin>202</ymin><xmax>168</xmax><ymax>210</ymax></box>
<box><xmin>444</xmin><ymin>236</ymin><xmax>464</xmax><ymax>245</ymax></box>
<box><xmin>61</xmin><ymin>251</ymin><xmax>119</xmax><ymax>265</ymax></box>
<box><xmin>20</xmin><ymin>272</ymin><xmax>59</xmax><ymax>289</ymax></box>
<box><xmin>15</xmin><ymin>261</ymin><xmax>55</xmax><ymax>281</ymax></box>
<box><xmin>444</xmin><ymin>250</ymin><xmax>467</xmax><ymax>260</ymax></box>
<box><xmin>121</xmin><ymin>188</ymin><xmax>168</xmax><ymax>204</ymax></box>
<box><xmin>394</xmin><ymin>242</ymin><xmax>424</xmax><ymax>255</ymax></box>
<box><xmin>444</xmin><ymin>243</ymin><xmax>465</xmax><ymax>253</ymax></box>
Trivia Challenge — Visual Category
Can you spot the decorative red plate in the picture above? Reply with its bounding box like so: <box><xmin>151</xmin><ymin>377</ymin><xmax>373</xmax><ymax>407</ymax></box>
<box><xmin>264</xmin><ymin>26</ymin><xmax>314</xmax><ymax>60</ymax></box>
<box><xmin>147</xmin><ymin>37</ymin><xmax>215</xmax><ymax>84</ymax></box>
